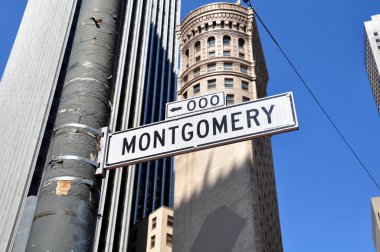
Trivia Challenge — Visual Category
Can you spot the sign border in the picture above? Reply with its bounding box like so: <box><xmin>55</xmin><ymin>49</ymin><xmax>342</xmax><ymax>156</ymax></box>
<box><xmin>105</xmin><ymin>92</ymin><xmax>298</xmax><ymax>169</ymax></box>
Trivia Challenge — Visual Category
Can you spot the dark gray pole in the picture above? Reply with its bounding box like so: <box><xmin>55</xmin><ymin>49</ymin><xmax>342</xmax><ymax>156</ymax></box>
<box><xmin>26</xmin><ymin>0</ymin><xmax>122</xmax><ymax>250</ymax></box>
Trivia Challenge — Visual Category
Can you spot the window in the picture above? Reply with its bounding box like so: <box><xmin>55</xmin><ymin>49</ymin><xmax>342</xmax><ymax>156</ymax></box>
<box><xmin>183</xmin><ymin>75</ymin><xmax>188</xmax><ymax>83</ymax></box>
<box><xmin>221</xmin><ymin>21</ymin><xmax>225</xmax><ymax>28</ymax></box>
<box><xmin>193</xmin><ymin>83</ymin><xmax>200</xmax><ymax>94</ymax></box>
<box><xmin>194</xmin><ymin>41</ymin><xmax>201</xmax><ymax>52</ymax></box>
<box><xmin>208</xmin><ymin>63</ymin><xmax>216</xmax><ymax>72</ymax></box>
<box><xmin>167</xmin><ymin>215</ymin><xmax>174</xmax><ymax>227</ymax></box>
<box><xmin>375</xmin><ymin>32</ymin><xmax>378</xmax><ymax>36</ymax></box>
<box><xmin>224</xmin><ymin>78</ymin><xmax>233</xmax><ymax>88</ymax></box>
<box><xmin>209</xmin><ymin>51</ymin><xmax>216</xmax><ymax>58</ymax></box>
<box><xmin>208</xmin><ymin>79</ymin><xmax>216</xmax><ymax>89</ymax></box>
<box><xmin>377</xmin><ymin>39</ymin><xmax>380</xmax><ymax>43</ymax></box>
<box><xmin>241</xmin><ymin>81</ymin><xmax>249</xmax><ymax>90</ymax></box>
<box><xmin>185</xmin><ymin>49</ymin><xmax>189</xmax><ymax>58</ymax></box>
<box><xmin>166</xmin><ymin>234</ymin><xmax>173</xmax><ymax>246</ymax></box>
<box><xmin>208</xmin><ymin>37</ymin><xmax>215</xmax><ymax>47</ymax></box>
<box><xmin>226</xmin><ymin>94</ymin><xmax>234</xmax><ymax>105</ymax></box>
<box><xmin>194</xmin><ymin>68</ymin><xmax>200</xmax><ymax>77</ymax></box>
<box><xmin>196</xmin><ymin>56</ymin><xmax>201</xmax><ymax>62</ymax></box>
<box><xmin>240</xmin><ymin>65</ymin><xmax>248</xmax><ymax>73</ymax></box>
<box><xmin>243</xmin><ymin>96</ymin><xmax>250</xmax><ymax>102</ymax></box>
<box><xmin>223</xmin><ymin>50</ymin><xmax>231</xmax><ymax>56</ymax></box>
<box><xmin>238</xmin><ymin>38</ymin><xmax>245</xmax><ymax>49</ymax></box>
<box><xmin>152</xmin><ymin>217</ymin><xmax>157</xmax><ymax>229</ymax></box>
<box><xmin>183</xmin><ymin>91</ymin><xmax>187</xmax><ymax>99</ymax></box>
<box><xmin>151</xmin><ymin>235</ymin><xmax>156</xmax><ymax>248</ymax></box>
<box><xmin>223</xmin><ymin>35</ymin><xmax>231</xmax><ymax>46</ymax></box>
<box><xmin>224</xmin><ymin>62</ymin><xmax>233</xmax><ymax>71</ymax></box>
<box><xmin>239</xmin><ymin>53</ymin><xmax>245</xmax><ymax>59</ymax></box>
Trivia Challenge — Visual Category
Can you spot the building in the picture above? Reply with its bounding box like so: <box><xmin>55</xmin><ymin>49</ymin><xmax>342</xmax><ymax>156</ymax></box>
<box><xmin>93</xmin><ymin>0</ymin><xmax>180</xmax><ymax>250</ymax></box>
<box><xmin>0</xmin><ymin>0</ymin><xmax>180</xmax><ymax>251</ymax></box>
<box><xmin>0</xmin><ymin>1</ymin><xmax>78</xmax><ymax>251</ymax></box>
<box><xmin>129</xmin><ymin>207</ymin><xmax>174</xmax><ymax>252</ymax></box>
<box><xmin>364</xmin><ymin>15</ymin><xmax>380</xmax><ymax>114</ymax></box>
<box><xmin>174</xmin><ymin>2</ymin><xmax>283</xmax><ymax>251</ymax></box>
<box><xmin>372</xmin><ymin>198</ymin><xmax>380</xmax><ymax>252</ymax></box>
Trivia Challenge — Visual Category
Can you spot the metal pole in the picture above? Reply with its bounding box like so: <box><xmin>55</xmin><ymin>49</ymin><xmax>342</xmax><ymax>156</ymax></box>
<box><xmin>26</xmin><ymin>0</ymin><xmax>122</xmax><ymax>250</ymax></box>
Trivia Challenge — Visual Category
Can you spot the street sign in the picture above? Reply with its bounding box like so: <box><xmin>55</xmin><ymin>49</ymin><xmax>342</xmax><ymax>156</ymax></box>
<box><xmin>165</xmin><ymin>91</ymin><xmax>226</xmax><ymax>119</ymax></box>
<box><xmin>103</xmin><ymin>92</ymin><xmax>298</xmax><ymax>170</ymax></box>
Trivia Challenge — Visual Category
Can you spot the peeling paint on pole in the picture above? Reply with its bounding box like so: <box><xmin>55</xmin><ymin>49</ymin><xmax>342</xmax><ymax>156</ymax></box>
<box><xmin>56</xmin><ymin>181</ymin><xmax>72</xmax><ymax>196</ymax></box>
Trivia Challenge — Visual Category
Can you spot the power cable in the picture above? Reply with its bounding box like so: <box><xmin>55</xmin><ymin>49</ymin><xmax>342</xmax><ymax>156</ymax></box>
<box><xmin>243</xmin><ymin>0</ymin><xmax>380</xmax><ymax>190</ymax></box>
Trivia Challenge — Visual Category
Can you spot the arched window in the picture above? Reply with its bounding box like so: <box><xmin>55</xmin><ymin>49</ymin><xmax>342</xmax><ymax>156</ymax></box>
<box><xmin>223</xmin><ymin>35</ymin><xmax>231</xmax><ymax>46</ymax></box>
<box><xmin>208</xmin><ymin>37</ymin><xmax>215</xmax><ymax>48</ymax></box>
<box><xmin>238</xmin><ymin>38</ymin><xmax>245</xmax><ymax>49</ymax></box>
<box><xmin>185</xmin><ymin>49</ymin><xmax>189</xmax><ymax>58</ymax></box>
<box><xmin>194</xmin><ymin>41</ymin><xmax>201</xmax><ymax>53</ymax></box>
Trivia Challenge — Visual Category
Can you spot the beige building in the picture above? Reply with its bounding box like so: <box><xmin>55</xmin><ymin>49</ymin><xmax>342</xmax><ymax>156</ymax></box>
<box><xmin>372</xmin><ymin>198</ymin><xmax>380</xmax><ymax>252</ymax></box>
<box><xmin>129</xmin><ymin>207</ymin><xmax>174</xmax><ymax>252</ymax></box>
<box><xmin>174</xmin><ymin>2</ymin><xmax>283</xmax><ymax>252</ymax></box>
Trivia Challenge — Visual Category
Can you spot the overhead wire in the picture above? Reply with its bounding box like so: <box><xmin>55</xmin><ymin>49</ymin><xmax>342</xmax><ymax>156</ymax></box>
<box><xmin>243</xmin><ymin>0</ymin><xmax>380</xmax><ymax>190</ymax></box>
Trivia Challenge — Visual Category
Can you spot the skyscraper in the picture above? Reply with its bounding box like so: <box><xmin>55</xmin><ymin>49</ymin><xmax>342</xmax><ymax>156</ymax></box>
<box><xmin>0</xmin><ymin>1</ymin><xmax>78</xmax><ymax>250</ymax></box>
<box><xmin>174</xmin><ymin>2</ymin><xmax>283</xmax><ymax>251</ymax></box>
<box><xmin>0</xmin><ymin>0</ymin><xmax>180</xmax><ymax>250</ymax></box>
<box><xmin>365</xmin><ymin>15</ymin><xmax>380</xmax><ymax>114</ymax></box>
<box><xmin>94</xmin><ymin>0</ymin><xmax>180</xmax><ymax>250</ymax></box>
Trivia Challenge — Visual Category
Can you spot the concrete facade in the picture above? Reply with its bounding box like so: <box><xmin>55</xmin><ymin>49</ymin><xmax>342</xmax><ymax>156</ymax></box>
<box><xmin>174</xmin><ymin>2</ymin><xmax>283</xmax><ymax>252</ymax></box>
<box><xmin>372</xmin><ymin>198</ymin><xmax>380</xmax><ymax>252</ymax></box>
<box><xmin>129</xmin><ymin>207</ymin><xmax>174</xmax><ymax>252</ymax></box>
<box><xmin>0</xmin><ymin>1</ymin><xmax>78</xmax><ymax>250</ymax></box>
<box><xmin>365</xmin><ymin>15</ymin><xmax>380</xmax><ymax>114</ymax></box>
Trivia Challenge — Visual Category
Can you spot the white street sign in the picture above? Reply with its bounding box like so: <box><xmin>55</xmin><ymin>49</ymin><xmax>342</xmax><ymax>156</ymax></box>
<box><xmin>165</xmin><ymin>91</ymin><xmax>226</xmax><ymax>119</ymax></box>
<box><xmin>104</xmin><ymin>92</ymin><xmax>298</xmax><ymax>169</ymax></box>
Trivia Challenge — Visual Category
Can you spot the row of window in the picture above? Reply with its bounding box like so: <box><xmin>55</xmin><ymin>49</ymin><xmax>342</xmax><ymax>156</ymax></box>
<box><xmin>184</xmin><ymin>20</ymin><xmax>247</xmax><ymax>42</ymax></box>
<box><xmin>184</xmin><ymin>63</ymin><xmax>248</xmax><ymax>83</ymax></box>
<box><xmin>187</xmin><ymin>79</ymin><xmax>249</xmax><ymax>96</ymax></box>
<box><xmin>151</xmin><ymin>215</ymin><xmax>173</xmax><ymax>230</ymax></box>
<box><xmin>186</xmin><ymin>36</ymin><xmax>245</xmax><ymax>56</ymax></box>
<box><xmin>192</xmin><ymin>50</ymin><xmax>245</xmax><ymax>62</ymax></box>
<box><xmin>150</xmin><ymin>233</ymin><xmax>173</xmax><ymax>249</ymax></box>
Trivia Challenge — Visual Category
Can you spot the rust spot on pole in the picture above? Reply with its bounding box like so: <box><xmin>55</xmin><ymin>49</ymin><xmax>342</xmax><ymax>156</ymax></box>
<box><xmin>56</xmin><ymin>181</ymin><xmax>72</xmax><ymax>196</ymax></box>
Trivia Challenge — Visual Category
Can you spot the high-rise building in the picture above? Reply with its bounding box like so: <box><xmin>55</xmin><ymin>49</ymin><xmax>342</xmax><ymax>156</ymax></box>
<box><xmin>372</xmin><ymin>197</ymin><xmax>380</xmax><ymax>252</ymax></box>
<box><xmin>0</xmin><ymin>1</ymin><xmax>78</xmax><ymax>251</ymax></box>
<box><xmin>174</xmin><ymin>2</ymin><xmax>283</xmax><ymax>251</ymax></box>
<box><xmin>365</xmin><ymin>15</ymin><xmax>380</xmax><ymax>114</ymax></box>
<box><xmin>0</xmin><ymin>0</ymin><xmax>180</xmax><ymax>251</ymax></box>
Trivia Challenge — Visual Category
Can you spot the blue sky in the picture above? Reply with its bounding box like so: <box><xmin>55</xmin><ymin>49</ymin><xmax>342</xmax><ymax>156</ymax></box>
<box><xmin>1</xmin><ymin>0</ymin><xmax>380</xmax><ymax>251</ymax></box>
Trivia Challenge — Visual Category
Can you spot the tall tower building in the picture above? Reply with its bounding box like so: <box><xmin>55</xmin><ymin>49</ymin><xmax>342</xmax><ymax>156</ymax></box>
<box><xmin>365</xmin><ymin>15</ymin><xmax>380</xmax><ymax>114</ymax></box>
<box><xmin>174</xmin><ymin>2</ymin><xmax>283</xmax><ymax>251</ymax></box>
<box><xmin>0</xmin><ymin>0</ymin><xmax>180</xmax><ymax>251</ymax></box>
